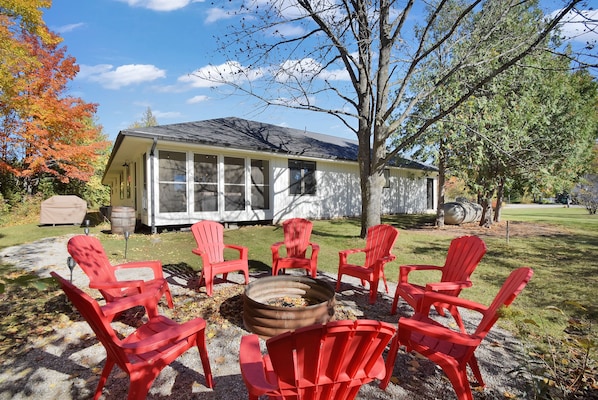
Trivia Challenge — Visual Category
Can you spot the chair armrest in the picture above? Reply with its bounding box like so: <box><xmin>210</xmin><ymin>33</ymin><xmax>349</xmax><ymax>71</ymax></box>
<box><xmin>225</xmin><ymin>244</ymin><xmax>248</xmax><ymax>259</ymax></box>
<box><xmin>271</xmin><ymin>241</ymin><xmax>284</xmax><ymax>259</ymax></box>
<box><xmin>100</xmin><ymin>291</ymin><xmax>160</xmax><ymax>317</ymax></box>
<box><xmin>420</xmin><ymin>291</ymin><xmax>488</xmax><ymax>316</ymax></box>
<box><xmin>271</xmin><ymin>242</ymin><xmax>284</xmax><ymax>251</ymax></box>
<box><xmin>399</xmin><ymin>316</ymin><xmax>481</xmax><ymax>347</ymax></box>
<box><xmin>399</xmin><ymin>265</ymin><xmax>442</xmax><ymax>283</ymax></box>
<box><xmin>240</xmin><ymin>334</ymin><xmax>278</xmax><ymax>397</ymax></box>
<box><xmin>339</xmin><ymin>248</ymin><xmax>365</xmax><ymax>264</ymax></box>
<box><xmin>113</xmin><ymin>260</ymin><xmax>164</xmax><ymax>280</ymax></box>
<box><xmin>121</xmin><ymin>317</ymin><xmax>207</xmax><ymax>354</ymax></box>
<box><xmin>90</xmin><ymin>280</ymin><xmax>145</xmax><ymax>292</ymax></box>
<box><xmin>308</xmin><ymin>242</ymin><xmax>320</xmax><ymax>259</ymax></box>
<box><xmin>378</xmin><ymin>254</ymin><xmax>396</xmax><ymax>264</ymax></box>
<box><xmin>425</xmin><ymin>280</ymin><xmax>472</xmax><ymax>292</ymax></box>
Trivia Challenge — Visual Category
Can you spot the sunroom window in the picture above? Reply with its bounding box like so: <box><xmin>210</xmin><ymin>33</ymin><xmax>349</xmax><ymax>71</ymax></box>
<box><xmin>159</xmin><ymin>151</ymin><xmax>187</xmax><ymax>213</ymax></box>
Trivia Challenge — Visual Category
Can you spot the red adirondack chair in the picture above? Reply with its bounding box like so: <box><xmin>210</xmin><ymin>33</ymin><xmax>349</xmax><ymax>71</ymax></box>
<box><xmin>67</xmin><ymin>235</ymin><xmax>173</xmax><ymax>312</ymax></box>
<box><xmin>51</xmin><ymin>272</ymin><xmax>213</xmax><ymax>400</ymax></box>
<box><xmin>191</xmin><ymin>220</ymin><xmax>249</xmax><ymax>296</ymax></box>
<box><xmin>381</xmin><ymin>267</ymin><xmax>534</xmax><ymax>400</ymax></box>
<box><xmin>390</xmin><ymin>235</ymin><xmax>486</xmax><ymax>332</ymax></box>
<box><xmin>271</xmin><ymin>218</ymin><xmax>320</xmax><ymax>277</ymax></box>
<box><xmin>336</xmin><ymin>224</ymin><xmax>399</xmax><ymax>304</ymax></box>
<box><xmin>240</xmin><ymin>319</ymin><xmax>396</xmax><ymax>400</ymax></box>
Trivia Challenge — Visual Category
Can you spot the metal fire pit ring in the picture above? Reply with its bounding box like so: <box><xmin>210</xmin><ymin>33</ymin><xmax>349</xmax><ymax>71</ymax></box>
<box><xmin>243</xmin><ymin>275</ymin><xmax>336</xmax><ymax>339</ymax></box>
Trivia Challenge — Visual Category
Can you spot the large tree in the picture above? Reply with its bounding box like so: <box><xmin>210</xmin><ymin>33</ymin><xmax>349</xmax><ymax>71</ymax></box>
<box><xmin>398</xmin><ymin>2</ymin><xmax>598</xmax><ymax>227</ymax></box>
<box><xmin>445</xmin><ymin>59</ymin><xmax>597</xmax><ymax>226</ymax></box>
<box><xmin>1</xmin><ymin>2</ymin><xmax>107</xmax><ymax>197</ymax></box>
<box><xmin>203</xmin><ymin>0</ymin><xmax>584</xmax><ymax>236</ymax></box>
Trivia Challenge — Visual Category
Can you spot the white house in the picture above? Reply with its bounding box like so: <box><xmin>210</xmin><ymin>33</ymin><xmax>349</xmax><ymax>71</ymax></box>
<box><xmin>101</xmin><ymin>117</ymin><xmax>438</xmax><ymax>232</ymax></box>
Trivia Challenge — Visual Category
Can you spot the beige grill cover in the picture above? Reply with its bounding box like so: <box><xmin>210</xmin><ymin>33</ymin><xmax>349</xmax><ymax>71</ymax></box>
<box><xmin>40</xmin><ymin>195</ymin><xmax>87</xmax><ymax>225</ymax></box>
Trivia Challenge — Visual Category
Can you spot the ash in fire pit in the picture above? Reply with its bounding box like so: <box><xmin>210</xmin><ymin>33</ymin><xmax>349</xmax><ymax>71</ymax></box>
<box><xmin>243</xmin><ymin>275</ymin><xmax>336</xmax><ymax>339</ymax></box>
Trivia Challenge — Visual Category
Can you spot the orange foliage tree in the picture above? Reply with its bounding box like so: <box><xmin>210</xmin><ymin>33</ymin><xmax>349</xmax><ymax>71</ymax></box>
<box><xmin>1</xmin><ymin>2</ymin><xmax>108</xmax><ymax>194</ymax></box>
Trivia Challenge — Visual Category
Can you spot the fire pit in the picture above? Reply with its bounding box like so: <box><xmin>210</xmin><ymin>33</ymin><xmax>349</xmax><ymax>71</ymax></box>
<box><xmin>243</xmin><ymin>275</ymin><xmax>336</xmax><ymax>339</ymax></box>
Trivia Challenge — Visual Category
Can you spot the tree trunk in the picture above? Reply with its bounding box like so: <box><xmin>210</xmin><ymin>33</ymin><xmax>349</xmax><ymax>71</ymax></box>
<box><xmin>479</xmin><ymin>189</ymin><xmax>494</xmax><ymax>227</ymax></box>
<box><xmin>362</xmin><ymin>172</ymin><xmax>384</xmax><ymax>237</ymax></box>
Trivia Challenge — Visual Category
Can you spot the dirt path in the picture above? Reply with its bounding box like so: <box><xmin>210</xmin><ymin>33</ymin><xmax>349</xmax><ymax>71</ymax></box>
<box><xmin>0</xmin><ymin>235</ymin><xmax>533</xmax><ymax>399</ymax></box>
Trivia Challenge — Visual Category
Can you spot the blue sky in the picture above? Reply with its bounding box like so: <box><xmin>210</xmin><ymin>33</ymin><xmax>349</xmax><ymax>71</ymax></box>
<box><xmin>43</xmin><ymin>1</ymin><xmax>597</xmax><ymax>142</ymax></box>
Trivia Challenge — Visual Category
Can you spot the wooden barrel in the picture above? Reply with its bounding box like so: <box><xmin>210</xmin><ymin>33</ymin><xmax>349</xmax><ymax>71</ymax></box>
<box><xmin>110</xmin><ymin>206</ymin><xmax>136</xmax><ymax>234</ymax></box>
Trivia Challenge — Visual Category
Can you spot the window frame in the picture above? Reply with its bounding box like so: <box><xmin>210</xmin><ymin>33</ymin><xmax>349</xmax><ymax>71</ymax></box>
<box><xmin>288</xmin><ymin>159</ymin><xmax>317</xmax><ymax>196</ymax></box>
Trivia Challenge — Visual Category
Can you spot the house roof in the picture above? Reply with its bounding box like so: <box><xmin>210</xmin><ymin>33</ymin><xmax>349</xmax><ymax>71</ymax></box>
<box><xmin>104</xmin><ymin>117</ymin><xmax>436</xmax><ymax>183</ymax></box>
<box><xmin>121</xmin><ymin>117</ymin><xmax>361</xmax><ymax>161</ymax></box>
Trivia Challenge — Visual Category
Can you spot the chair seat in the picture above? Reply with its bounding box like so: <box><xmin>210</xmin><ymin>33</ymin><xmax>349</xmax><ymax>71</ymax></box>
<box><xmin>395</xmin><ymin>282</ymin><xmax>423</xmax><ymax>299</ymax></box>
<box><xmin>405</xmin><ymin>314</ymin><xmax>472</xmax><ymax>359</ymax></box>
<box><xmin>339</xmin><ymin>263</ymin><xmax>375</xmax><ymax>278</ymax></box>
<box><xmin>116</xmin><ymin>279</ymin><xmax>168</xmax><ymax>300</ymax></box>
<box><xmin>210</xmin><ymin>258</ymin><xmax>248</xmax><ymax>271</ymax></box>
<box><xmin>124</xmin><ymin>315</ymin><xmax>197</xmax><ymax>364</ymax></box>
<box><xmin>276</xmin><ymin>257</ymin><xmax>311</xmax><ymax>267</ymax></box>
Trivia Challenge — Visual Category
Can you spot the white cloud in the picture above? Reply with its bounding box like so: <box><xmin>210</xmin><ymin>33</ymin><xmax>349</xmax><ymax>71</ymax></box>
<box><xmin>275</xmin><ymin>58</ymin><xmax>351</xmax><ymax>83</ymax></box>
<box><xmin>54</xmin><ymin>22</ymin><xmax>85</xmax><ymax>34</ymax></box>
<box><xmin>179</xmin><ymin>61</ymin><xmax>266</xmax><ymax>88</ymax></box>
<box><xmin>205</xmin><ymin>7</ymin><xmax>236</xmax><ymax>24</ymax></box>
<box><xmin>275</xmin><ymin>58</ymin><xmax>320</xmax><ymax>83</ymax></box>
<box><xmin>553</xmin><ymin>8</ymin><xmax>598</xmax><ymax>43</ymax></box>
<box><xmin>78</xmin><ymin>64</ymin><xmax>166</xmax><ymax>89</ymax></box>
<box><xmin>270</xmin><ymin>23</ymin><xmax>306</xmax><ymax>37</ymax></box>
<box><xmin>187</xmin><ymin>95</ymin><xmax>210</xmax><ymax>104</ymax></box>
<box><xmin>272</xmin><ymin>95</ymin><xmax>317</xmax><ymax>107</ymax></box>
<box><xmin>117</xmin><ymin>0</ymin><xmax>204</xmax><ymax>12</ymax></box>
<box><xmin>153</xmin><ymin>110</ymin><xmax>183</xmax><ymax>119</ymax></box>
<box><xmin>319</xmin><ymin>68</ymin><xmax>351</xmax><ymax>81</ymax></box>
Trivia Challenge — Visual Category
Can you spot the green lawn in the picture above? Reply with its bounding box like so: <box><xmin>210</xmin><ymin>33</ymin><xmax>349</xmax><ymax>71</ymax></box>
<box><xmin>2</xmin><ymin>207</ymin><xmax>596</xmax><ymax>327</ymax></box>
<box><xmin>1</xmin><ymin>206</ymin><xmax>596</xmax><ymax>396</ymax></box>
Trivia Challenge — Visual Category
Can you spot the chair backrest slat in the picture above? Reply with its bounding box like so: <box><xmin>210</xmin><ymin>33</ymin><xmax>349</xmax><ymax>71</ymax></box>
<box><xmin>283</xmin><ymin>218</ymin><xmax>313</xmax><ymax>258</ymax></box>
<box><xmin>441</xmin><ymin>236</ymin><xmax>487</xmax><ymax>284</ymax></box>
<box><xmin>68</xmin><ymin>235</ymin><xmax>121</xmax><ymax>298</ymax></box>
<box><xmin>191</xmin><ymin>221</ymin><xmax>225</xmax><ymax>263</ymax></box>
<box><xmin>265</xmin><ymin>320</ymin><xmax>395</xmax><ymax>399</ymax></box>
<box><xmin>364</xmin><ymin>224</ymin><xmax>399</xmax><ymax>269</ymax></box>
<box><xmin>475</xmin><ymin>267</ymin><xmax>534</xmax><ymax>338</ymax></box>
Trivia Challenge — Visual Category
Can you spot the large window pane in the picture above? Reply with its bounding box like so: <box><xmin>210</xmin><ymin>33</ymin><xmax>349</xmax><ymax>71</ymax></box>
<box><xmin>288</xmin><ymin>159</ymin><xmax>316</xmax><ymax>195</ymax></box>
<box><xmin>194</xmin><ymin>154</ymin><xmax>218</xmax><ymax>212</ymax></box>
<box><xmin>224</xmin><ymin>157</ymin><xmax>245</xmax><ymax>211</ymax></box>
<box><xmin>304</xmin><ymin>164</ymin><xmax>316</xmax><ymax>195</ymax></box>
<box><xmin>159</xmin><ymin>151</ymin><xmax>187</xmax><ymax>212</ymax></box>
<box><xmin>289</xmin><ymin>160</ymin><xmax>302</xmax><ymax>195</ymax></box>
<box><xmin>251</xmin><ymin>159</ymin><xmax>269</xmax><ymax>209</ymax></box>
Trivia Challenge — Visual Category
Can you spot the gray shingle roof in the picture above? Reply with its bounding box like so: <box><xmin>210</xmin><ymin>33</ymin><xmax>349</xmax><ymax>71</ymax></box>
<box><xmin>119</xmin><ymin>117</ymin><xmax>436</xmax><ymax>171</ymax></box>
